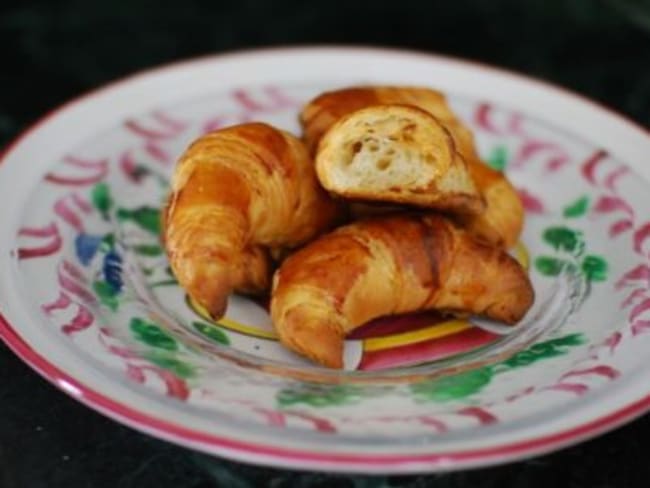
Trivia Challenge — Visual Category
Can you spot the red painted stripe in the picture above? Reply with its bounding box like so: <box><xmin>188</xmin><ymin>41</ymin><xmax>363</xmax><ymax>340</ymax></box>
<box><xmin>348</xmin><ymin>310</ymin><xmax>446</xmax><ymax>339</ymax></box>
<box><xmin>359</xmin><ymin>327</ymin><xmax>498</xmax><ymax>371</ymax></box>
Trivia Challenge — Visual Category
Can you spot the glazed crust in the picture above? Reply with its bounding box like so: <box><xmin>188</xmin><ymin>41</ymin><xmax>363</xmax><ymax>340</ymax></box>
<box><xmin>315</xmin><ymin>105</ymin><xmax>484</xmax><ymax>215</ymax></box>
<box><xmin>271</xmin><ymin>214</ymin><xmax>534</xmax><ymax>368</ymax></box>
<box><xmin>301</xmin><ymin>86</ymin><xmax>524</xmax><ymax>247</ymax></box>
<box><xmin>163</xmin><ymin>122</ymin><xmax>341</xmax><ymax>318</ymax></box>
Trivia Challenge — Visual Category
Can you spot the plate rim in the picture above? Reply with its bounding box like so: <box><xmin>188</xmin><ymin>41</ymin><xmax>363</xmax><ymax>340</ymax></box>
<box><xmin>1</xmin><ymin>45</ymin><xmax>650</xmax><ymax>473</ymax></box>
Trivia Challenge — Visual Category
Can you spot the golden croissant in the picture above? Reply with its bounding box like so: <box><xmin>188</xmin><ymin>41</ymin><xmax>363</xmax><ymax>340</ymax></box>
<box><xmin>163</xmin><ymin>123</ymin><xmax>341</xmax><ymax>318</ymax></box>
<box><xmin>301</xmin><ymin>85</ymin><xmax>524</xmax><ymax>248</ymax></box>
<box><xmin>271</xmin><ymin>214</ymin><xmax>535</xmax><ymax>368</ymax></box>
<box><xmin>315</xmin><ymin>105</ymin><xmax>484</xmax><ymax>215</ymax></box>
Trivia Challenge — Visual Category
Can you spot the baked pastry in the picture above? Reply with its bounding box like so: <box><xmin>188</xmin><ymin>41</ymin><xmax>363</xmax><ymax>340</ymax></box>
<box><xmin>301</xmin><ymin>85</ymin><xmax>524</xmax><ymax>247</ymax></box>
<box><xmin>315</xmin><ymin>105</ymin><xmax>484</xmax><ymax>215</ymax></box>
<box><xmin>271</xmin><ymin>214</ymin><xmax>534</xmax><ymax>368</ymax></box>
<box><xmin>163</xmin><ymin>123</ymin><xmax>341</xmax><ymax>318</ymax></box>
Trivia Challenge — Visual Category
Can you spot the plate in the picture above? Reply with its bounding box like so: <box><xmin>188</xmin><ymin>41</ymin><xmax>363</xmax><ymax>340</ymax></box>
<box><xmin>1</xmin><ymin>47</ymin><xmax>649</xmax><ymax>473</ymax></box>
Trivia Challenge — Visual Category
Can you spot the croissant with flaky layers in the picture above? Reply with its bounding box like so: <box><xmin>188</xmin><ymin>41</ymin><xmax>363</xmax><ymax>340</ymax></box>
<box><xmin>163</xmin><ymin>122</ymin><xmax>341</xmax><ymax>319</ymax></box>
<box><xmin>271</xmin><ymin>214</ymin><xmax>534</xmax><ymax>368</ymax></box>
<box><xmin>315</xmin><ymin>104</ymin><xmax>484</xmax><ymax>215</ymax></box>
<box><xmin>301</xmin><ymin>85</ymin><xmax>524</xmax><ymax>248</ymax></box>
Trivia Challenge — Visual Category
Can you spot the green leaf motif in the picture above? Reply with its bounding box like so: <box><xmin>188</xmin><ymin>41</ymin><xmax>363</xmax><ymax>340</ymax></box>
<box><xmin>150</xmin><ymin>279</ymin><xmax>179</xmax><ymax>288</ymax></box>
<box><xmin>407</xmin><ymin>333</ymin><xmax>586</xmax><ymax>403</ymax></box>
<box><xmin>497</xmin><ymin>333</ymin><xmax>585</xmax><ymax>370</ymax></box>
<box><xmin>563</xmin><ymin>196</ymin><xmax>590</xmax><ymax>218</ymax></box>
<box><xmin>117</xmin><ymin>207</ymin><xmax>162</xmax><ymax>235</ymax></box>
<box><xmin>581</xmin><ymin>255</ymin><xmax>608</xmax><ymax>282</ymax></box>
<box><xmin>193</xmin><ymin>321</ymin><xmax>230</xmax><ymax>345</ymax></box>
<box><xmin>91</xmin><ymin>183</ymin><xmax>113</xmax><ymax>219</ymax></box>
<box><xmin>146</xmin><ymin>353</ymin><xmax>195</xmax><ymax>378</ymax></box>
<box><xmin>534</xmin><ymin>256</ymin><xmax>574</xmax><ymax>276</ymax></box>
<box><xmin>277</xmin><ymin>385</ymin><xmax>362</xmax><ymax>408</ymax></box>
<box><xmin>542</xmin><ymin>227</ymin><xmax>582</xmax><ymax>252</ymax></box>
<box><xmin>133</xmin><ymin>244</ymin><xmax>164</xmax><ymax>256</ymax></box>
<box><xmin>486</xmin><ymin>145</ymin><xmax>508</xmax><ymax>171</ymax></box>
<box><xmin>93</xmin><ymin>280</ymin><xmax>119</xmax><ymax>311</ymax></box>
<box><xmin>130</xmin><ymin>317</ymin><xmax>177</xmax><ymax>351</ymax></box>
<box><xmin>100</xmin><ymin>233</ymin><xmax>116</xmax><ymax>252</ymax></box>
<box><xmin>410</xmin><ymin>367</ymin><xmax>494</xmax><ymax>403</ymax></box>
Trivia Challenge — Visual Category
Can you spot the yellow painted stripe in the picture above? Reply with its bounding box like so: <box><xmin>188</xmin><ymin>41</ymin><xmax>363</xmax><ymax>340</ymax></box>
<box><xmin>362</xmin><ymin>320</ymin><xmax>472</xmax><ymax>352</ymax></box>
<box><xmin>513</xmin><ymin>241</ymin><xmax>530</xmax><ymax>270</ymax></box>
<box><xmin>189</xmin><ymin>297</ymin><xmax>278</xmax><ymax>339</ymax></box>
<box><xmin>218</xmin><ymin>317</ymin><xmax>278</xmax><ymax>339</ymax></box>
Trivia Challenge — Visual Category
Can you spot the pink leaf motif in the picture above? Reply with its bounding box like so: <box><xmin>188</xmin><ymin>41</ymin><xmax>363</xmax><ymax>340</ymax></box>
<box><xmin>604</xmin><ymin>166</ymin><xmax>630</xmax><ymax>192</ymax></box>
<box><xmin>580</xmin><ymin>149</ymin><xmax>608</xmax><ymax>185</ymax></box>
<box><xmin>546</xmin><ymin>155</ymin><xmax>570</xmax><ymax>172</ymax></box>
<box><xmin>41</xmin><ymin>291</ymin><xmax>72</xmax><ymax>314</ymax></box>
<box><xmin>57</xmin><ymin>263</ymin><xmax>95</xmax><ymax>304</ymax></box>
<box><xmin>232</xmin><ymin>86</ymin><xmax>295</xmax><ymax>112</ymax></box>
<box><xmin>62</xmin><ymin>259</ymin><xmax>87</xmax><ymax>283</ymax></box>
<box><xmin>63</xmin><ymin>155</ymin><xmax>106</xmax><ymax>169</ymax></box>
<box><xmin>546</xmin><ymin>383</ymin><xmax>589</xmax><ymax>396</ymax></box>
<box><xmin>474</xmin><ymin>103</ymin><xmax>501</xmax><ymax>134</ymax></box>
<box><xmin>54</xmin><ymin>196</ymin><xmax>85</xmax><ymax>232</ymax></box>
<box><xmin>517</xmin><ymin>188</ymin><xmax>545</xmax><ymax>213</ymax></box>
<box><xmin>108</xmin><ymin>345</ymin><xmax>140</xmax><ymax>359</ymax></box>
<box><xmin>621</xmin><ymin>288</ymin><xmax>647</xmax><ymax>309</ymax></box>
<box><xmin>136</xmin><ymin>366</ymin><xmax>189</xmax><ymax>401</ymax></box>
<box><xmin>124</xmin><ymin>111</ymin><xmax>186</xmax><ymax>140</ymax></box>
<box><xmin>512</xmin><ymin>140</ymin><xmax>565</xmax><ymax>169</ymax></box>
<box><xmin>615</xmin><ymin>264</ymin><xmax>650</xmax><ymax>290</ymax></box>
<box><xmin>610</xmin><ymin>220</ymin><xmax>634</xmax><ymax>238</ymax></box>
<box><xmin>17</xmin><ymin>222</ymin><xmax>62</xmax><ymax>259</ymax></box>
<box><xmin>253</xmin><ymin>407</ymin><xmax>287</xmax><ymax>427</ymax></box>
<box><xmin>604</xmin><ymin>332</ymin><xmax>622</xmax><ymax>353</ymax></box>
<box><xmin>561</xmin><ymin>365</ymin><xmax>620</xmax><ymax>381</ymax></box>
<box><xmin>61</xmin><ymin>303</ymin><xmax>94</xmax><ymax>335</ymax></box>
<box><xmin>506</xmin><ymin>386</ymin><xmax>535</xmax><ymax>402</ymax></box>
<box><xmin>45</xmin><ymin>157</ymin><xmax>108</xmax><ymax>186</ymax></box>
<box><xmin>145</xmin><ymin>141</ymin><xmax>170</xmax><ymax>164</ymax></box>
<box><xmin>629</xmin><ymin>297</ymin><xmax>650</xmax><ymax>322</ymax></box>
<box><xmin>632</xmin><ymin>320</ymin><xmax>650</xmax><ymax>336</ymax></box>
<box><xmin>71</xmin><ymin>193</ymin><xmax>92</xmax><ymax>213</ymax></box>
<box><xmin>282</xmin><ymin>411</ymin><xmax>337</xmax><ymax>433</ymax></box>
<box><xmin>633</xmin><ymin>222</ymin><xmax>650</xmax><ymax>256</ymax></box>
<box><xmin>508</xmin><ymin>113</ymin><xmax>525</xmax><ymax>135</ymax></box>
<box><xmin>151</xmin><ymin>111</ymin><xmax>187</xmax><ymax>131</ymax></box>
<box><xmin>119</xmin><ymin>150</ymin><xmax>140</xmax><ymax>182</ymax></box>
<box><xmin>126</xmin><ymin>364</ymin><xmax>146</xmax><ymax>383</ymax></box>
<box><xmin>457</xmin><ymin>406</ymin><xmax>497</xmax><ymax>425</ymax></box>
<box><xmin>593</xmin><ymin>196</ymin><xmax>634</xmax><ymax>216</ymax></box>
<box><xmin>417</xmin><ymin>415</ymin><xmax>448</xmax><ymax>433</ymax></box>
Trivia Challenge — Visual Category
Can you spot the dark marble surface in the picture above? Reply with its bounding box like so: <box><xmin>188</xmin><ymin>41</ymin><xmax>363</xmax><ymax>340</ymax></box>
<box><xmin>1</xmin><ymin>0</ymin><xmax>649</xmax><ymax>486</ymax></box>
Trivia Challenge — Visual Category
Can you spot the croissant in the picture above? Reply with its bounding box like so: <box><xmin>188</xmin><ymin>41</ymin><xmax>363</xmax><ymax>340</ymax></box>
<box><xmin>271</xmin><ymin>214</ymin><xmax>535</xmax><ymax>368</ymax></box>
<box><xmin>315</xmin><ymin>105</ymin><xmax>484</xmax><ymax>215</ymax></box>
<box><xmin>301</xmin><ymin>85</ymin><xmax>524</xmax><ymax>247</ymax></box>
<box><xmin>164</xmin><ymin>123</ymin><xmax>341</xmax><ymax>318</ymax></box>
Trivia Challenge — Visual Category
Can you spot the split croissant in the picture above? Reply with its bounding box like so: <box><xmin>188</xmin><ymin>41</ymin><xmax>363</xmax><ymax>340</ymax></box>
<box><xmin>163</xmin><ymin>123</ymin><xmax>340</xmax><ymax>318</ymax></box>
<box><xmin>301</xmin><ymin>86</ymin><xmax>524</xmax><ymax>248</ymax></box>
<box><xmin>271</xmin><ymin>214</ymin><xmax>535</xmax><ymax>368</ymax></box>
<box><xmin>315</xmin><ymin>105</ymin><xmax>484</xmax><ymax>215</ymax></box>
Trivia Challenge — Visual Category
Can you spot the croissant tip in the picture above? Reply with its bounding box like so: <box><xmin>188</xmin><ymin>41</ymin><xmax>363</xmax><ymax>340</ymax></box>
<box><xmin>275</xmin><ymin>308</ymin><xmax>345</xmax><ymax>369</ymax></box>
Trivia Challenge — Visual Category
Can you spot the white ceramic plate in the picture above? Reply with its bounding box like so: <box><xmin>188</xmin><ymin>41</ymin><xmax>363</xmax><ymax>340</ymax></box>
<box><xmin>1</xmin><ymin>47</ymin><xmax>649</xmax><ymax>473</ymax></box>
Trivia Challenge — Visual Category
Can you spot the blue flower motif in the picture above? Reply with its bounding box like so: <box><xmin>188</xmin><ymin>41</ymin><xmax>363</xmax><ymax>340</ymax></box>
<box><xmin>103</xmin><ymin>250</ymin><xmax>123</xmax><ymax>293</ymax></box>
<box><xmin>74</xmin><ymin>234</ymin><xmax>103</xmax><ymax>266</ymax></box>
